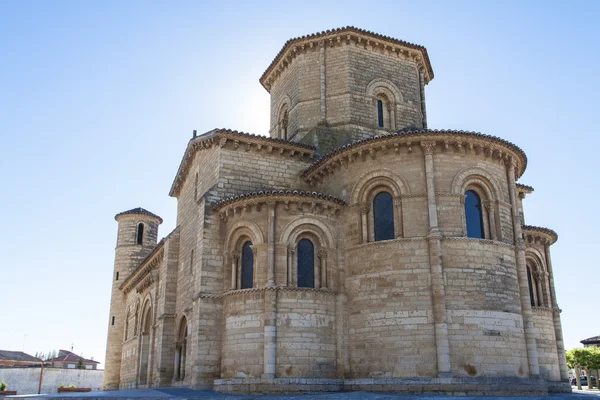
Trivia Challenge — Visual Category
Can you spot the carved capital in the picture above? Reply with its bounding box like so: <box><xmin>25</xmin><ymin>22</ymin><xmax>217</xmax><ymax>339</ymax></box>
<box><xmin>420</xmin><ymin>140</ymin><xmax>436</xmax><ymax>155</ymax></box>
<box><xmin>231</xmin><ymin>251</ymin><xmax>240</xmax><ymax>262</ymax></box>
<box><xmin>287</xmin><ymin>244</ymin><xmax>295</xmax><ymax>255</ymax></box>
<box><xmin>483</xmin><ymin>200</ymin><xmax>494</xmax><ymax>212</ymax></box>
<box><xmin>317</xmin><ymin>249</ymin><xmax>327</xmax><ymax>259</ymax></box>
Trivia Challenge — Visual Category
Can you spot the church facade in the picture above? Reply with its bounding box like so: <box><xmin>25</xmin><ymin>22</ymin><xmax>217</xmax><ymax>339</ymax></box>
<box><xmin>103</xmin><ymin>27</ymin><xmax>570</xmax><ymax>395</ymax></box>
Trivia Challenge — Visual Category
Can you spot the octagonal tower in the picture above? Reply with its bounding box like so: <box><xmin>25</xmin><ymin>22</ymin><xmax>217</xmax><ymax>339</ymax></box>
<box><xmin>261</xmin><ymin>27</ymin><xmax>433</xmax><ymax>153</ymax></box>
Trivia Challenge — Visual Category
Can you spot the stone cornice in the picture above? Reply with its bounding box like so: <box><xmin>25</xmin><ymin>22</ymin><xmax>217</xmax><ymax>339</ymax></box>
<box><xmin>516</xmin><ymin>183</ymin><xmax>534</xmax><ymax>199</ymax></box>
<box><xmin>523</xmin><ymin>225</ymin><xmax>558</xmax><ymax>245</ymax></box>
<box><xmin>260</xmin><ymin>26</ymin><xmax>434</xmax><ymax>92</ymax></box>
<box><xmin>120</xmin><ymin>239</ymin><xmax>165</xmax><ymax>294</ymax></box>
<box><xmin>169</xmin><ymin>129</ymin><xmax>316</xmax><ymax>198</ymax></box>
<box><xmin>301</xmin><ymin>130</ymin><xmax>528</xmax><ymax>184</ymax></box>
<box><xmin>192</xmin><ymin>286</ymin><xmax>337</xmax><ymax>301</ymax></box>
<box><xmin>214</xmin><ymin>190</ymin><xmax>346</xmax><ymax>221</ymax></box>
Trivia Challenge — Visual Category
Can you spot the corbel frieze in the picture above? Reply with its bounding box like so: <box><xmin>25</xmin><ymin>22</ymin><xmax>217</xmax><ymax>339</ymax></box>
<box><xmin>216</xmin><ymin>194</ymin><xmax>344</xmax><ymax>222</ymax></box>
<box><xmin>301</xmin><ymin>134</ymin><xmax>526</xmax><ymax>184</ymax></box>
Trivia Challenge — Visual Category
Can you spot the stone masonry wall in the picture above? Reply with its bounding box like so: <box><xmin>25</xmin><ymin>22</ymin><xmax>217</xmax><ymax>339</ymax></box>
<box><xmin>442</xmin><ymin>239</ymin><xmax>528</xmax><ymax>377</ymax></box>
<box><xmin>276</xmin><ymin>290</ymin><xmax>337</xmax><ymax>378</ymax></box>
<box><xmin>533</xmin><ymin>308</ymin><xmax>560</xmax><ymax>381</ymax></box>
<box><xmin>221</xmin><ymin>290</ymin><xmax>265</xmax><ymax>378</ymax></box>
<box><xmin>345</xmin><ymin>239</ymin><xmax>437</xmax><ymax>378</ymax></box>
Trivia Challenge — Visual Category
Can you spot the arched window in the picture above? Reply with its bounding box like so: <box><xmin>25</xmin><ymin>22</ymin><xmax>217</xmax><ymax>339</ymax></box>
<box><xmin>124</xmin><ymin>310</ymin><xmax>130</xmax><ymax>341</ymax></box>
<box><xmin>136</xmin><ymin>223</ymin><xmax>144</xmax><ymax>245</ymax></box>
<box><xmin>175</xmin><ymin>317</ymin><xmax>188</xmax><ymax>381</ymax></box>
<box><xmin>464</xmin><ymin>190</ymin><xmax>484</xmax><ymax>239</ymax></box>
<box><xmin>241</xmin><ymin>241</ymin><xmax>254</xmax><ymax>289</ymax></box>
<box><xmin>526</xmin><ymin>266</ymin><xmax>536</xmax><ymax>307</ymax></box>
<box><xmin>297</xmin><ymin>239</ymin><xmax>315</xmax><ymax>288</ymax></box>
<box><xmin>373</xmin><ymin>191</ymin><xmax>395</xmax><ymax>241</ymax></box>
<box><xmin>374</xmin><ymin>94</ymin><xmax>392</xmax><ymax>129</ymax></box>
<box><xmin>279</xmin><ymin>104</ymin><xmax>289</xmax><ymax>139</ymax></box>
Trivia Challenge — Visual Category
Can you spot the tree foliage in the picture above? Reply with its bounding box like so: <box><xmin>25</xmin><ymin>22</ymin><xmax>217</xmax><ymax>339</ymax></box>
<box><xmin>566</xmin><ymin>347</ymin><xmax>600</xmax><ymax>389</ymax></box>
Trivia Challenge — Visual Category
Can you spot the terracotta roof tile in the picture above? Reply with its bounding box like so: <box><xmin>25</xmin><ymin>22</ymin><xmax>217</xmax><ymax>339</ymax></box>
<box><xmin>301</xmin><ymin>129</ymin><xmax>528</xmax><ymax>178</ymax></box>
<box><xmin>260</xmin><ymin>26</ymin><xmax>434</xmax><ymax>90</ymax></box>
<box><xmin>213</xmin><ymin>189</ymin><xmax>346</xmax><ymax>211</ymax></box>
<box><xmin>114</xmin><ymin>207</ymin><xmax>163</xmax><ymax>223</ymax></box>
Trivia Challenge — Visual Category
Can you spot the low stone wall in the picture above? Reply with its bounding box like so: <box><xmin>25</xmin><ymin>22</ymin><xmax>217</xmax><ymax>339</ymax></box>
<box><xmin>0</xmin><ymin>368</ymin><xmax>103</xmax><ymax>395</ymax></box>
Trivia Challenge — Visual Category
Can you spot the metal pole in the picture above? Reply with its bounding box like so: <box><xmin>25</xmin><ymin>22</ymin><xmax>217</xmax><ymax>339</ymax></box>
<box><xmin>38</xmin><ymin>358</ymin><xmax>44</xmax><ymax>394</ymax></box>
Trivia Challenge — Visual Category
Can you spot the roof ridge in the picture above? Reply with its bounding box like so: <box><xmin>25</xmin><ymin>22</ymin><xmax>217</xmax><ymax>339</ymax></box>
<box><xmin>301</xmin><ymin>129</ymin><xmax>528</xmax><ymax>178</ymax></box>
<box><xmin>260</xmin><ymin>26</ymin><xmax>434</xmax><ymax>89</ymax></box>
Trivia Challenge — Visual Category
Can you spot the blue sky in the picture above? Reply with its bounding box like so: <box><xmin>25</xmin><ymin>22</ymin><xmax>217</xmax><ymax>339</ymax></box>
<box><xmin>1</xmin><ymin>1</ymin><xmax>598</xmax><ymax>367</ymax></box>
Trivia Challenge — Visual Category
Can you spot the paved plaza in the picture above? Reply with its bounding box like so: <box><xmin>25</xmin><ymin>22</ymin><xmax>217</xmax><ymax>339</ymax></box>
<box><xmin>2</xmin><ymin>387</ymin><xmax>600</xmax><ymax>400</ymax></box>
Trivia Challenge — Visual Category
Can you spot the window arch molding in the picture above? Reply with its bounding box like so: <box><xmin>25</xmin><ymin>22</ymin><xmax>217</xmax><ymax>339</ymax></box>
<box><xmin>275</xmin><ymin>95</ymin><xmax>292</xmax><ymax>139</ymax></box>
<box><xmin>366</xmin><ymin>78</ymin><xmax>403</xmax><ymax>131</ymax></box>
<box><xmin>352</xmin><ymin>170</ymin><xmax>409</xmax><ymax>243</ymax></box>
<box><xmin>124</xmin><ymin>307</ymin><xmax>131</xmax><ymax>341</ymax></box>
<box><xmin>225</xmin><ymin>222</ymin><xmax>264</xmax><ymax>290</ymax></box>
<box><xmin>451</xmin><ymin>168</ymin><xmax>501</xmax><ymax>240</ymax></box>
<box><xmin>451</xmin><ymin>167</ymin><xmax>501</xmax><ymax>198</ymax></box>
<box><xmin>174</xmin><ymin>315</ymin><xmax>188</xmax><ymax>381</ymax></box>
<box><xmin>280</xmin><ymin>219</ymin><xmax>333</xmax><ymax>289</ymax></box>
<box><xmin>526</xmin><ymin>252</ymin><xmax>550</xmax><ymax>308</ymax></box>
<box><xmin>140</xmin><ymin>295</ymin><xmax>153</xmax><ymax>332</ymax></box>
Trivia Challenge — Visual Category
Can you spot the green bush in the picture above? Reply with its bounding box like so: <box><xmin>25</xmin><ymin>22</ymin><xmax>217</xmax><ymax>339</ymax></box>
<box><xmin>59</xmin><ymin>384</ymin><xmax>65</xmax><ymax>388</ymax></box>
<box><xmin>68</xmin><ymin>384</ymin><xmax>77</xmax><ymax>388</ymax></box>
<box><xmin>0</xmin><ymin>379</ymin><xmax>7</xmax><ymax>391</ymax></box>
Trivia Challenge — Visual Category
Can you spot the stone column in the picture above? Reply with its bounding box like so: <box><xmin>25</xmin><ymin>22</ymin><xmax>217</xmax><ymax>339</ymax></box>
<box><xmin>389</xmin><ymin>105</ymin><xmax>396</xmax><ymax>130</ymax></box>
<box><xmin>263</xmin><ymin>288</ymin><xmax>277</xmax><ymax>378</ymax></box>
<box><xmin>418</xmin><ymin>68</ymin><xmax>428</xmax><ymax>129</ymax></box>
<box><xmin>394</xmin><ymin>196</ymin><xmax>404</xmax><ymax>238</ymax></box>
<box><xmin>319</xmin><ymin>40</ymin><xmax>327</xmax><ymax>123</ymax></box>
<box><xmin>318</xmin><ymin>249</ymin><xmax>327</xmax><ymax>288</ymax></box>
<box><xmin>535</xmin><ymin>272</ymin><xmax>545</xmax><ymax>307</ymax></box>
<box><xmin>484</xmin><ymin>200</ymin><xmax>498</xmax><ymax>241</ymax></box>
<box><xmin>230</xmin><ymin>252</ymin><xmax>239</xmax><ymax>290</ymax></box>
<box><xmin>421</xmin><ymin>140</ymin><xmax>451</xmax><ymax>376</ymax></box>
<box><xmin>545</xmin><ymin>243</ymin><xmax>569</xmax><ymax>380</ymax></box>
<box><xmin>267</xmin><ymin>202</ymin><xmax>276</xmax><ymax>287</ymax></box>
<box><xmin>506</xmin><ymin>158</ymin><xmax>540</xmax><ymax>377</ymax></box>
<box><xmin>286</xmin><ymin>245</ymin><xmax>294</xmax><ymax>286</ymax></box>
<box><xmin>360</xmin><ymin>206</ymin><xmax>369</xmax><ymax>243</ymax></box>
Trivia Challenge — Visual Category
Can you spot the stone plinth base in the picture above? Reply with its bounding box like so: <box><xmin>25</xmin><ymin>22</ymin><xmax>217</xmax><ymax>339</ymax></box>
<box><xmin>214</xmin><ymin>377</ymin><xmax>555</xmax><ymax>396</ymax></box>
<box><xmin>214</xmin><ymin>378</ymin><xmax>343</xmax><ymax>394</ymax></box>
<box><xmin>546</xmin><ymin>380</ymin><xmax>573</xmax><ymax>393</ymax></box>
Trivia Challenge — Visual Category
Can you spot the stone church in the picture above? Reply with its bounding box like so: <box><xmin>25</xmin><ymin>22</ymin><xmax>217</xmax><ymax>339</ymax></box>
<box><xmin>104</xmin><ymin>27</ymin><xmax>570</xmax><ymax>395</ymax></box>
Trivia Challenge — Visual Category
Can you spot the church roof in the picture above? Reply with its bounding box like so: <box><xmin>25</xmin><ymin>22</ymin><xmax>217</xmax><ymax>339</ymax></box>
<box><xmin>213</xmin><ymin>189</ymin><xmax>346</xmax><ymax>211</ymax></box>
<box><xmin>114</xmin><ymin>207</ymin><xmax>163</xmax><ymax>223</ymax></box>
<box><xmin>301</xmin><ymin>129</ymin><xmax>528</xmax><ymax>180</ymax></box>
<box><xmin>516</xmin><ymin>183</ymin><xmax>534</xmax><ymax>194</ymax></box>
<box><xmin>522</xmin><ymin>225</ymin><xmax>558</xmax><ymax>244</ymax></box>
<box><xmin>260</xmin><ymin>26</ymin><xmax>434</xmax><ymax>91</ymax></box>
<box><xmin>169</xmin><ymin>129</ymin><xmax>315</xmax><ymax>198</ymax></box>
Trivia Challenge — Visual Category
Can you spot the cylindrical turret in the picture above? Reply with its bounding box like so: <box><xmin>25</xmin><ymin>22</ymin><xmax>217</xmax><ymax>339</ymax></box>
<box><xmin>103</xmin><ymin>207</ymin><xmax>162</xmax><ymax>390</ymax></box>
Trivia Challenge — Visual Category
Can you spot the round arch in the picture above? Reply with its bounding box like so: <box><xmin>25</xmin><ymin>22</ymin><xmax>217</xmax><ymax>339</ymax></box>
<box><xmin>225</xmin><ymin>220</ymin><xmax>265</xmax><ymax>250</ymax></box>
<box><xmin>451</xmin><ymin>167</ymin><xmax>502</xmax><ymax>199</ymax></box>
<box><xmin>280</xmin><ymin>217</ymin><xmax>334</xmax><ymax>248</ymax></box>
<box><xmin>351</xmin><ymin>168</ymin><xmax>410</xmax><ymax>205</ymax></box>
<box><xmin>366</xmin><ymin>78</ymin><xmax>404</xmax><ymax>104</ymax></box>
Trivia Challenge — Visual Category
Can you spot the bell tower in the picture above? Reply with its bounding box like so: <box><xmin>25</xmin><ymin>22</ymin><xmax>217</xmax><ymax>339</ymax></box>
<box><xmin>103</xmin><ymin>207</ymin><xmax>162</xmax><ymax>390</ymax></box>
<box><xmin>261</xmin><ymin>27</ymin><xmax>434</xmax><ymax>154</ymax></box>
